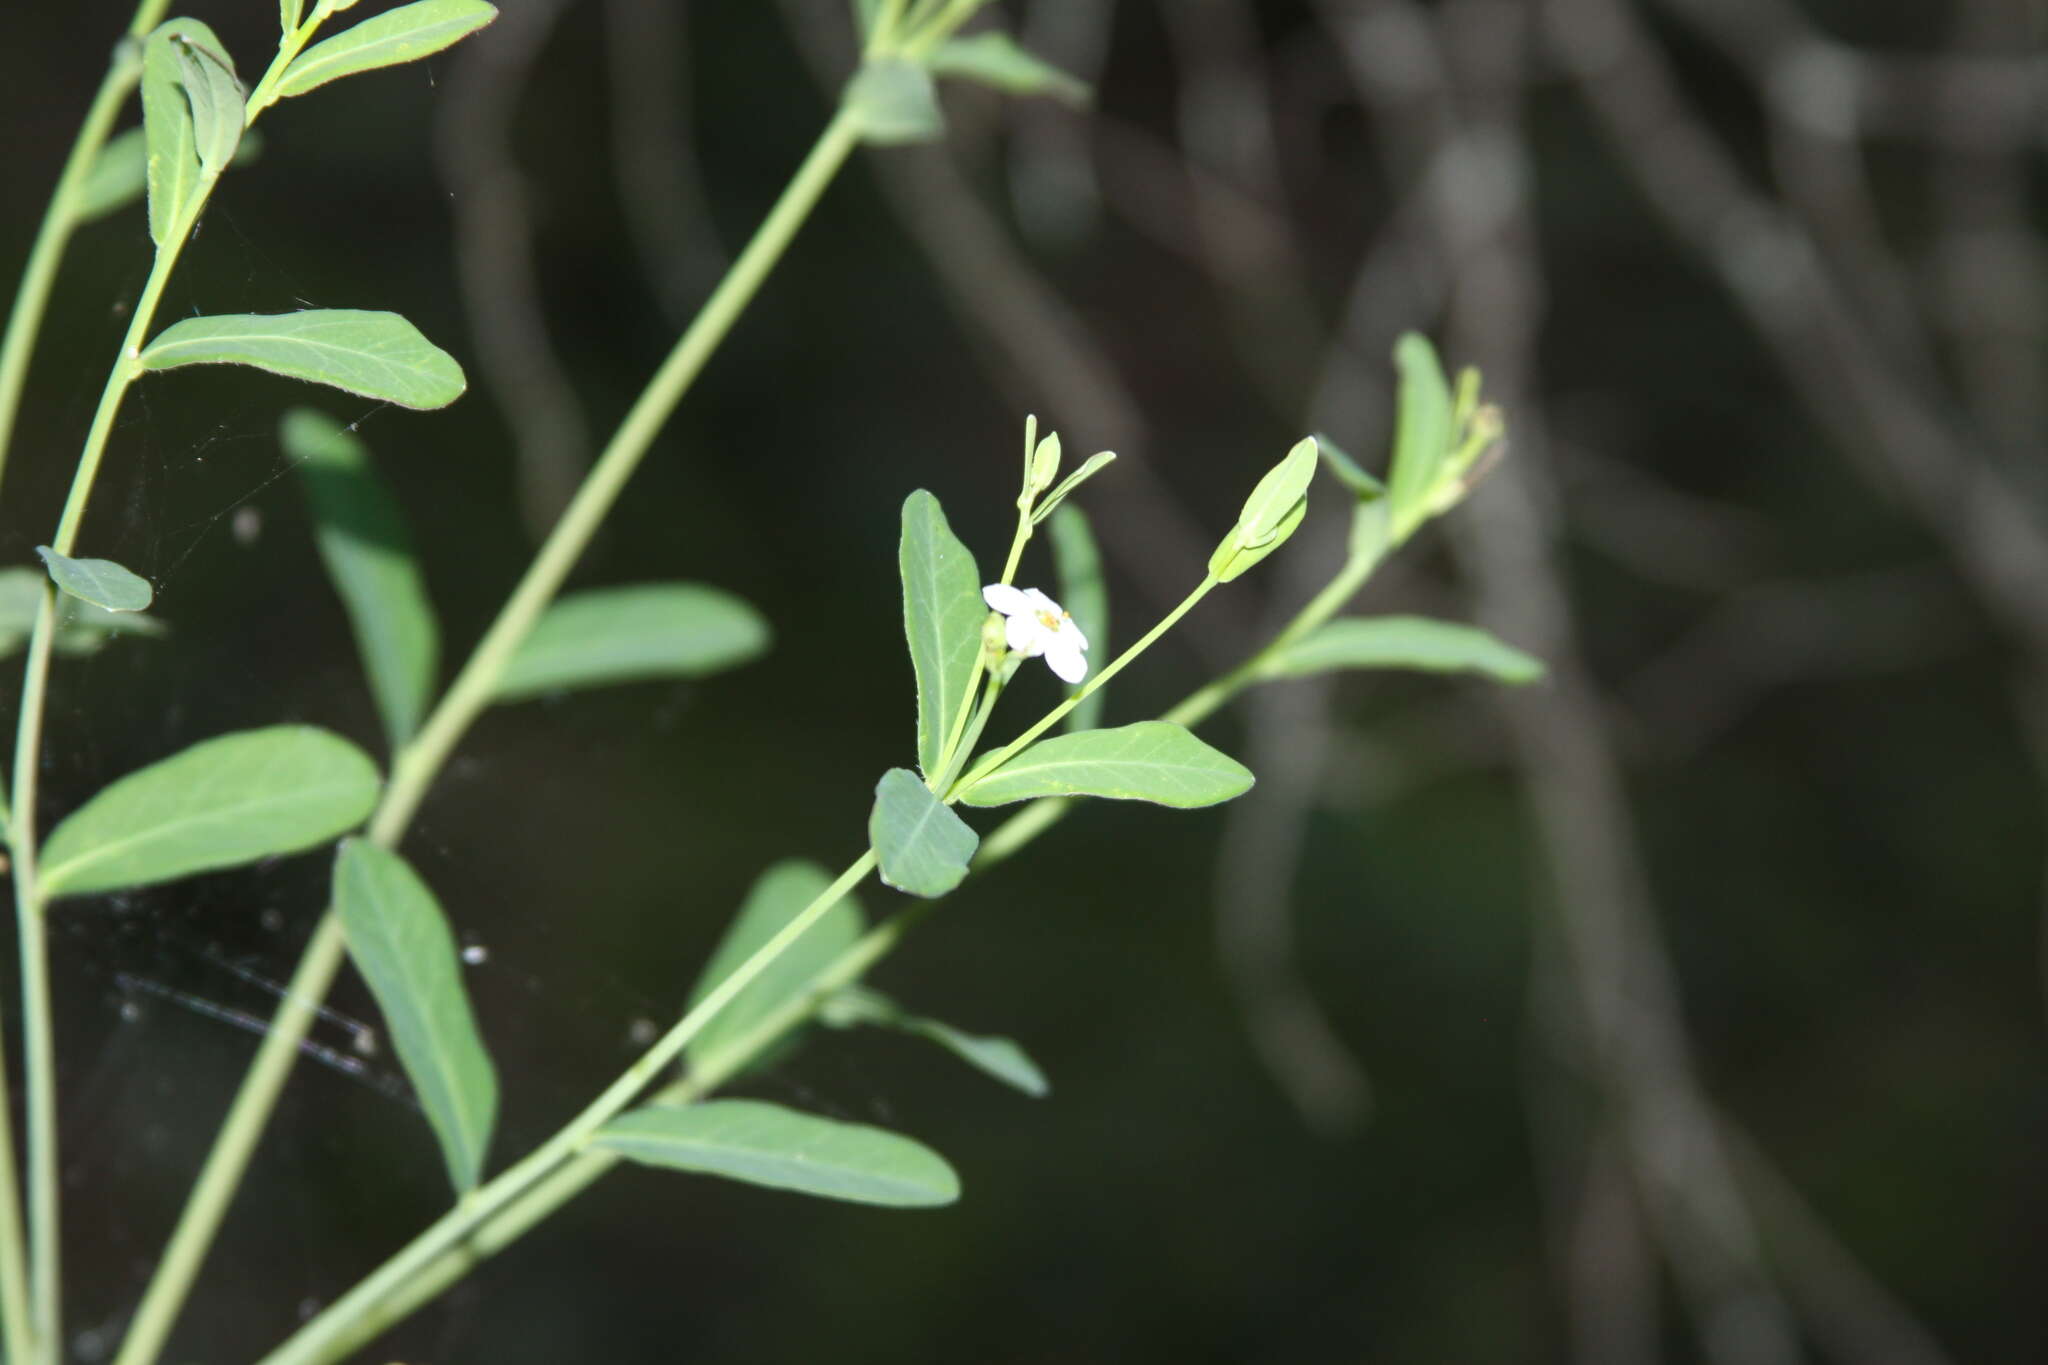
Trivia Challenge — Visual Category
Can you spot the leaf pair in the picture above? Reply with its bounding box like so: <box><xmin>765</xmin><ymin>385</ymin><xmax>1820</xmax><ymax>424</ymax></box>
<box><xmin>843</xmin><ymin>32</ymin><xmax>1089</xmax><ymax>147</ymax></box>
<box><xmin>140</xmin><ymin>20</ymin><xmax>242</xmax><ymax>245</ymax></box>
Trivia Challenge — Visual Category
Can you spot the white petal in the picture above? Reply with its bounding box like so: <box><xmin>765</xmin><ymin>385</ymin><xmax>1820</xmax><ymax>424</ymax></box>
<box><xmin>1061</xmin><ymin>614</ymin><xmax>1089</xmax><ymax>652</ymax></box>
<box><xmin>1021</xmin><ymin>587</ymin><xmax>1063</xmax><ymax>615</ymax></box>
<box><xmin>1007</xmin><ymin>612</ymin><xmax>1048</xmax><ymax>656</ymax></box>
<box><xmin>982</xmin><ymin>583</ymin><xmax>1029</xmax><ymax>615</ymax></box>
<box><xmin>1045</xmin><ymin>638</ymin><xmax>1088</xmax><ymax>683</ymax></box>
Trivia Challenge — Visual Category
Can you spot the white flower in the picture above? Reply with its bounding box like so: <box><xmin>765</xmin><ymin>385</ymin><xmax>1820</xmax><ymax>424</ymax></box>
<box><xmin>982</xmin><ymin>583</ymin><xmax>1089</xmax><ymax>684</ymax></box>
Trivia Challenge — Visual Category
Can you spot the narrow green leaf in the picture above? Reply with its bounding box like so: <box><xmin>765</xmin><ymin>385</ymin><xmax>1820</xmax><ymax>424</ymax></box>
<box><xmin>40</xmin><ymin>726</ymin><xmax>381</xmax><ymax>899</ymax></box>
<box><xmin>0</xmin><ymin>568</ymin><xmax>165</xmax><ymax>660</ymax></box>
<box><xmin>899</xmin><ymin>490</ymin><xmax>984</xmax><ymax>777</ymax></box>
<box><xmin>1209</xmin><ymin>497</ymin><xmax>1305</xmax><ymax>583</ymax></box>
<box><xmin>844</xmin><ymin>58</ymin><xmax>945</xmax><ymax>145</ymax></box>
<box><xmin>1029</xmin><ymin>450</ymin><xmax>1115</xmax><ymax>526</ymax></box>
<box><xmin>36</xmin><ymin>547</ymin><xmax>152</xmax><ymax>613</ymax></box>
<box><xmin>78</xmin><ymin>127</ymin><xmax>261</xmax><ymax>225</ymax></box>
<box><xmin>173</xmin><ymin>33</ymin><xmax>244</xmax><ymax>174</ymax></box>
<box><xmin>282</xmin><ymin>0</ymin><xmax>305</xmax><ymax>37</ymax></box>
<box><xmin>1237</xmin><ymin>437</ymin><xmax>1319</xmax><ymax>547</ymax></box>
<box><xmin>1259</xmin><ymin>616</ymin><xmax>1545</xmax><ymax>685</ymax></box>
<box><xmin>870</xmin><ymin>768</ymin><xmax>978</xmax><ymax>897</ymax></box>
<box><xmin>332</xmin><ymin>840</ymin><xmax>497</xmax><ymax>1193</ymax></box>
<box><xmin>595</xmin><ymin>1100</ymin><xmax>959</xmax><ymax>1208</ymax></box>
<box><xmin>1047</xmin><ymin>506</ymin><xmax>1107</xmax><ymax>732</ymax></box>
<box><xmin>824</xmin><ymin>987</ymin><xmax>1048</xmax><ymax>1097</ymax></box>
<box><xmin>282</xmin><ymin>410</ymin><xmax>440</xmax><ymax>748</ymax></box>
<box><xmin>495</xmin><ymin>584</ymin><xmax>768</xmax><ymax>702</ymax></box>
<box><xmin>930</xmin><ymin>32</ymin><xmax>1089</xmax><ymax>106</ymax></box>
<box><xmin>276</xmin><ymin>0</ymin><xmax>500</xmax><ymax>101</ymax></box>
<box><xmin>960</xmin><ymin>721</ymin><xmax>1253</xmax><ymax>809</ymax></box>
<box><xmin>684</xmin><ymin>860</ymin><xmax>866</xmax><ymax>1077</ymax></box>
<box><xmin>851</xmin><ymin>0</ymin><xmax>882</xmax><ymax>38</ymax></box>
<box><xmin>1385</xmin><ymin>333</ymin><xmax>1454</xmax><ymax>543</ymax></box>
<box><xmin>139</xmin><ymin>310</ymin><xmax>467</xmax><ymax>410</ymax></box>
<box><xmin>140</xmin><ymin>26</ymin><xmax>199</xmax><ymax>246</ymax></box>
<box><xmin>1311</xmin><ymin>431</ymin><xmax>1384</xmax><ymax>500</ymax></box>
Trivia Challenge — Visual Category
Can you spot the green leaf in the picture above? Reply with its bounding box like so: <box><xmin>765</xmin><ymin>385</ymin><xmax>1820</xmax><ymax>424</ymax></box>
<box><xmin>898</xmin><ymin>490</ymin><xmax>984</xmax><ymax>778</ymax></box>
<box><xmin>930</xmin><ymin>32</ymin><xmax>1089</xmax><ymax>106</ymax></box>
<box><xmin>0</xmin><ymin>568</ymin><xmax>166</xmax><ymax>660</ymax></box>
<box><xmin>282</xmin><ymin>410</ymin><xmax>440</xmax><ymax>748</ymax></box>
<box><xmin>824</xmin><ymin>987</ymin><xmax>1048</xmax><ymax>1097</ymax></box>
<box><xmin>276</xmin><ymin>0</ymin><xmax>500</xmax><ymax>101</ymax></box>
<box><xmin>1209</xmin><ymin>496</ymin><xmax>1304</xmax><ymax>583</ymax></box>
<box><xmin>851</xmin><ymin>0</ymin><xmax>882</xmax><ymax>38</ymax></box>
<box><xmin>140</xmin><ymin>25</ymin><xmax>200</xmax><ymax>246</ymax></box>
<box><xmin>684</xmin><ymin>860</ymin><xmax>866</xmax><ymax>1078</ymax></box>
<box><xmin>1209</xmin><ymin>437</ymin><xmax>1317</xmax><ymax>581</ymax></box>
<box><xmin>1047</xmin><ymin>505</ymin><xmax>1107</xmax><ymax>732</ymax></box>
<box><xmin>1311</xmin><ymin>431</ymin><xmax>1384</xmax><ymax>500</ymax></box>
<box><xmin>869</xmin><ymin>768</ymin><xmax>978</xmax><ymax>897</ymax></box>
<box><xmin>1259</xmin><ymin>616</ymin><xmax>1545</xmax><ymax>685</ymax></box>
<box><xmin>172</xmin><ymin>32</ymin><xmax>244</xmax><ymax>174</ymax></box>
<box><xmin>79</xmin><ymin>126</ymin><xmax>261</xmax><ymax>225</ymax></box>
<box><xmin>138</xmin><ymin>310</ymin><xmax>467</xmax><ymax>410</ymax></box>
<box><xmin>1385</xmin><ymin>333</ymin><xmax>1454</xmax><ymax>544</ymax></box>
<box><xmin>495</xmin><ymin>584</ymin><xmax>768</xmax><ymax>703</ymax></box>
<box><xmin>1029</xmin><ymin>450</ymin><xmax>1115</xmax><ymax>526</ymax></box>
<box><xmin>960</xmin><ymin>721</ymin><xmax>1253</xmax><ymax>809</ymax></box>
<box><xmin>594</xmin><ymin>1100</ymin><xmax>959</xmax><ymax>1208</ymax></box>
<box><xmin>282</xmin><ymin>0</ymin><xmax>305</xmax><ymax>36</ymax></box>
<box><xmin>40</xmin><ymin>726</ymin><xmax>381</xmax><ymax>899</ymax></box>
<box><xmin>36</xmin><ymin>547</ymin><xmax>152</xmax><ymax>613</ymax></box>
<box><xmin>332</xmin><ymin>839</ymin><xmax>497</xmax><ymax>1193</ymax></box>
<box><xmin>843</xmin><ymin>58</ymin><xmax>945</xmax><ymax>145</ymax></box>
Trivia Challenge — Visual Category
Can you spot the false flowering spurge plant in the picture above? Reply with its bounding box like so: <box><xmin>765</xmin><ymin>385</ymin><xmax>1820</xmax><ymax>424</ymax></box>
<box><xmin>0</xmin><ymin>1</ymin><xmax>1539</xmax><ymax>1362</ymax></box>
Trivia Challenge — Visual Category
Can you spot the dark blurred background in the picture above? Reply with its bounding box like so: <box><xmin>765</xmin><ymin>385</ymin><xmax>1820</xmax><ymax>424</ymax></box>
<box><xmin>3</xmin><ymin>0</ymin><xmax>2046</xmax><ymax>1360</ymax></box>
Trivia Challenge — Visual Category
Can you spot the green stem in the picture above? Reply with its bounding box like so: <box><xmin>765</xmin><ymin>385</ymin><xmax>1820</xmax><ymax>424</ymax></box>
<box><xmin>929</xmin><ymin>499</ymin><xmax>1033</xmax><ymax>789</ymax></box>
<box><xmin>257</xmin><ymin>851</ymin><xmax>881</xmax><ymax>1365</ymax></box>
<box><xmin>114</xmin><ymin>109</ymin><xmax>865</xmax><ymax>1365</ymax></box>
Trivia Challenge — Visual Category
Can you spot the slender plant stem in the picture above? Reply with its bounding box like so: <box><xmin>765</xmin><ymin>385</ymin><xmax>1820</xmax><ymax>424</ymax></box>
<box><xmin>115</xmin><ymin>109</ymin><xmax>865</xmax><ymax>1365</ymax></box>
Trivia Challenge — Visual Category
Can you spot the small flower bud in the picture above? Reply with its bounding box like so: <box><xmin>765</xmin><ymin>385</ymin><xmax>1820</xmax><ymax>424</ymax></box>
<box><xmin>1029</xmin><ymin>433</ymin><xmax>1063</xmax><ymax>494</ymax></box>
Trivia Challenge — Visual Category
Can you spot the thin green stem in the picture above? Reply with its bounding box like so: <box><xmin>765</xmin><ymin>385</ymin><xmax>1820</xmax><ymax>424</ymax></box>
<box><xmin>257</xmin><ymin>850</ymin><xmax>881</xmax><ymax>1365</ymax></box>
<box><xmin>933</xmin><ymin>664</ymin><xmax>1008</xmax><ymax>793</ymax></box>
<box><xmin>116</xmin><ymin>109</ymin><xmax>865</xmax><ymax>1365</ymax></box>
<box><xmin>930</xmin><ymin>500</ymin><xmax>1034</xmax><ymax>789</ymax></box>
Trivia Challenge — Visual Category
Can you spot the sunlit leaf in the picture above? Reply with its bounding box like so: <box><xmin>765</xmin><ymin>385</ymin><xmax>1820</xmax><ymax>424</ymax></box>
<box><xmin>844</xmin><ymin>58</ymin><xmax>944</xmax><ymax>145</ymax></box>
<box><xmin>333</xmin><ymin>840</ymin><xmax>497</xmax><ymax>1192</ymax></box>
<box><xmin>870</xmin><ymin>768</ymin><xmax>978</xmax><ymax>897</ymax></box>
<box><xmin>40</xmin><ymin>726</ymin><xmax>380</xmax><ymax>898</ymax></box>
<box><xmin>1258</xmin><ymin>616</ymin><xmax>1545</xmax><ymax>685</ymax></box>
<box><xmin>276</xmin><ymin>0</ymin><xmax>500</xmax><ymax>101</ymax></box>
<box><xmin>495</xmin><ymin>584</ymin><xmax>768</xmax><ymax>702</ymax></box>
<box><xmin>1384</xmin><ymin>333</ymin><xmax>1453</xmax><ymax>544</ymax></box>
<box><xmin>899</xmin><ymin>490</ymin><xmax>984</xmax><ymax>777</ymax></box>
<box><xmin>36</xmin><ymin>547</ymin><xmax>152</xmax><ymax>613</ymax></box>
<box><xmin>283</xmin><ymin>410</ymin><xmax>440</xmax><ymax>748</ymax></box>
<box><xmin>1047</xmin><ymin>506</ymin><xmax>1107</xmax><ymax>732</ymax></box>
<box><xmin>595</xmin><ymin>1100</ymin><xmax>959</xmax><ymax>1207</ymax></box>
<box><xmin>960</xmin><ymin>721</ymin><xmax>1252</xmax><ymax>809</ymax></box>
<box><xmin>684</xmin><ymin>860</ymin><xmax>866</xmax><ymax>1079</ymax></box>
<box><xmin>930</xmin><ymin>32</ymin><xmax>1088</xmax><ymax>105</ymax></box>
<box><xmin>139</xmin><ymin>310</ymin><xmax>467</xmax><ymax>410</ymax></box>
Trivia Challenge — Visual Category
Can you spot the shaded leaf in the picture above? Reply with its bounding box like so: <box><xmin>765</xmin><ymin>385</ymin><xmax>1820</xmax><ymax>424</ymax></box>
<box><xmin>684</xmin><ymin>860</ymin><xmax>865</xmax><ymax>1077</ymax></box>
<box><xmin>78</xmin><ymin>126</ymin><xmax>261</xmax><ymax>225</ymax></box>
<box><xmin>172</xmin><ymin>31</ymin><xmax>244</xmax><ymax>173</ymax></box>
<box><xmin>333</xmin><ymin>839</ymin><xmax>497</xmax><ymax>1192</ymax></box>
<box><xmin>1311</xmin><ymin>431</ymin><xmax>1384</xmax><ymax>500</ymax></box>
<box><xmin>844</xmin><ymin>58</ymin><xmax>945</xmax><ymax>145</ymax></box>
<box><xmin>283</xmin><ymin>410</ymin><xmax>440</xmax><ymax>748</ymax></box>
<box><xmin>960</xmin><ymin>721</ymin><xmax>1252</xmax><ymax>809</ymax></box>
<box><xmin>595</xmin><ymin>1100</ymin><xmax>959</xmax><ymax>1207</ymax></box>
<box><xmin>930</xmin><ymin>32</ymin><xmax>1088</xmax><ymax>105</ymax></box>
<box><xmin>1259</xmin><ymin>616</ymin><xmax>1545</xmax><ymax>685</ymax></box>
<box><xmin>140</xmin><ymin>24</ymin><xmax>200</xmax><ymax>245</ymax></box>
<box><xmin>1047</xmin><ymin>505</ymin><xmax>1107</xmax><ymax>732</ymax></box>
<box><xmin>277</xmin><ymin>0</ymin><xmax>500</xmax><ymax>101</ymax></box>
<box><xmin>36</xmin><ymin>547</ymin><xmax>152</xmax><ymax>613</ymax></box>
<box><xmin>41</xmin><ymin>726</ymin><xmax>380</xmax><ymax>898</ymax></box>
<box><xmin>139</xmin><ymin>310</ymin><xmax>467</xmax><ymax>410</ymax></box>
<box><xmin>870</xmin><ymin>768</ymin><xmax>978</xmax><ymax>897</ymax></box>
<box><xmin>899</xmin><ymin>491</ymin><xmax>984</xmax><ymax>777</ymax></box>
<box><xmin>495</xmin><ymin>583</ymin><xmax>767</xmax><ymax>702</ymax></box>
<box><xmin>824</xmin><ymin>987</ymin><xmax>1048</xmax><ymax>1097</ymax></box>
<box><xmin>0</xmin><ymin>568</ymin><xmax>166</xmax><ymax>659</ymax></box>
<box><xmin>1384</xmin><ymin>332</ymin><xmax>1453</xmax><ymax>544</ymax></box>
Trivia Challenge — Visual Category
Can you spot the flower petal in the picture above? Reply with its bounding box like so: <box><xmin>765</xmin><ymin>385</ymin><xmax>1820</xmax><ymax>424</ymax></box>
<box><xmin>1021</xmin><ymin>587</ymin><xmax>1062</xmax><ymax>616</ymax></box>
<box><xmin>1044</xmin><ymin>639</ymin><xmax>1088</xmax><ymax>684</ymax></box>
<box><xmin>1007</xmin><ymin>613</ymin><xmax>1047</xmax><ymax>656</ymax></box>
<box><xmin>982</xmin><ymin>583</ymin><xmax>1029</xmax><ymax>615</ymax></box>
<box><xmin>1061</xmin><ymin>614</ymin><xmax>1089</xmax><ymax>652</ymax></box>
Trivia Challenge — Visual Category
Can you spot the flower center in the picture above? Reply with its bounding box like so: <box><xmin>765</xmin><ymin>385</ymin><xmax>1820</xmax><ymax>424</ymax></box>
<box><xmin>1036</xmin><ymin>610</ymin><xmax>1062</xmax><ymax>632</ymax></box>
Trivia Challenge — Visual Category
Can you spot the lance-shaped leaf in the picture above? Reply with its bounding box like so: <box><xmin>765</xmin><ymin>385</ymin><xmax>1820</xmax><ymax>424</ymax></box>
<box><xmin>594</xmin><ymin>1100</ymin><xmax>959</xmax><ymax>1208</ymax></box>
<box><xmin>40</xmin><ymin>726</ymin><xmax>380</xmax><ymax>899</ymax></box>
<box><xmin>333</xmin><ymin>839</ymin><xmax>497</xmax><ymax>1193</ymax></box>
<box><xmin>495</xmin><ymin>583</ymin><xmax>768</xmax><ymax>702</ymax></box>
<box><xmin>898</xmin><ymin>491</ymin><xmax>984</xmax><ymax>777</ymax></box>
<box><xmin>276</xmin><ymin>0</ymin><xmax>500</xmax><ymax>102</ymax></box>
<box><xmin>140</xmin><ymin>24</ymin><xmax>200</xmax><ymax>245</ymax></box>
<box><xmin>959</xmin><ymin>721</ymin><xmax>1252</xmax><ymax>809</ymax></box>
<box><xmin>37</xmin><ymin>547</ymin><xmax>152</xmax><ymax>613</ymax></box>
<box><xmin>684</xmin><ymin>860</ymin><xmax>866</xmax><ymax>1078</ymax></box>
<box><xmin>823</xmin><ymin>987</ymin><xmax>1048</xmax><ymax>1097</ymax></box>
<box><xmin>0</xmin><ymin>568</ymin><xmax>166</xmax><ymax>659</ymax></box>
<box><xmin>79</xmin><ymin>126</ymin><xmax>262</xmax><ymax>225</ymax></box>
<box><xmin>1384</xmin><ymin>333</ymin><xmax>1454</xmax><ymax>544</ymax></box>
<box><xmin>1259</xmin><ymin>616</ymin><xmax>1545</xmax><ymax>685</ymax></box>
<box><xmin>844</xmin><ymin>58</ymin><xmax>945</xmax><ymax>145</ymax></box>
<box><xmin>282</xmin><ymin>0</ymin><xmax>305</xmax><ymax>35</ymax></box>
<box><xmin>283</xmin><ymin>410</ymin><xmax>440</xmax><ymax>748</ymax></box>
<box><xmin>870</xmin><ymin>768</ymin><xmax>978</xmax><ymax>897</ymax></box>
<box><xmin>173</xmin><ymin>31</ymin><xmax>244</xmax><ymax>174</ymax></box>
<box><xmin>139</xmin><ymin>310</ymin><xmax>467</xmax><ymax>410</ymax></box>
<box><xmin>1047</xmin><ymin>505</ymin><xmax>1107</xmax><ymax>732</ymax></box>
<box><xmin>930</xmin><ymin>32</ymin><xmax>1089</xmax><ymax>105</ymax></box>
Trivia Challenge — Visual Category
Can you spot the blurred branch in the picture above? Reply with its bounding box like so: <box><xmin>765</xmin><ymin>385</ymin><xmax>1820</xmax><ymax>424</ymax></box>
<box><xmin>438</xmin><ymin>0</ymin><xmax>594</xmax><ymax>541</ymax></box>
<box><xmin>1004</xmin><ymin>0</ymin><xmax>1117</xmax><ymax>246</ymax></box>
